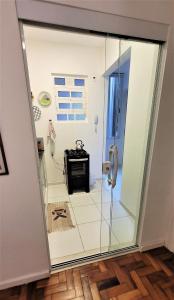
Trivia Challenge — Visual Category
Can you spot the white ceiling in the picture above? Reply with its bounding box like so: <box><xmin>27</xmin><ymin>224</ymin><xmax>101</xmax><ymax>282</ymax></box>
<box><xmin>24</xmin><ymin>25</ymin><xmax>105</xmax><ymax>48</ymax></box>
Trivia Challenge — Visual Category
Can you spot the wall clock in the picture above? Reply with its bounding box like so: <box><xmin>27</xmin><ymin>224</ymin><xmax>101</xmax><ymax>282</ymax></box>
<box><xmin>38</xmin><ymin>91</ymin><xmax>52</xmax><ymax>107</ymax></box>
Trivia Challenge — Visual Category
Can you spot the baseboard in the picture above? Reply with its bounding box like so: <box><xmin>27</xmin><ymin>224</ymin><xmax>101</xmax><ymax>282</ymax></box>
<box><xmin>139</xmin><ymin>239</ymin><xmax>165</xmax><ymax>252</ymax></box>
<box><xmin>163</xmin><ymin>240</ymin><xmax>174</xmax><ymax>253</ymax></box>
<box><xmin>0</xmin><ymin>269</ymin><xmax>50</xmax><ymax>291</ymax></box>
<box><xmin>48</xmin><ymin>181</ymin><xmax>64</xmax><ymax>185</ymax></box>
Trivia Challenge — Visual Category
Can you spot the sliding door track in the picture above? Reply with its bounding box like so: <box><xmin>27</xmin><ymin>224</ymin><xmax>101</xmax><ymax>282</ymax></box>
<box><xmin>51</xmin><ymin>245</ymin><xmax>139</xmax><ymax>271</ymax></box>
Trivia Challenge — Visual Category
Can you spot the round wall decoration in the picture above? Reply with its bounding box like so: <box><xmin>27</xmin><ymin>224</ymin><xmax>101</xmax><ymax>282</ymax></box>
<box><xmin>38</xmin><ymin>91</ymin><xmax>52</xmax><ymax>107</ymax></box>
<box><xmin>33</xmin><ymin>105</ymin><xmax>41</xmax><ymax>121</ymax></box>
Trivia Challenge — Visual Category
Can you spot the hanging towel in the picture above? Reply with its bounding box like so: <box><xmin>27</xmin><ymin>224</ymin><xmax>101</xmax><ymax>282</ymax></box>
<box><xmin>47</xmin><ymin>120</ymin><xmax>56</xmax><ymax>156</ymax></box>
<box><xmin>47</xmin><ymin>120</ymin><xmax>56</xmax><ymax>142</ymax></box>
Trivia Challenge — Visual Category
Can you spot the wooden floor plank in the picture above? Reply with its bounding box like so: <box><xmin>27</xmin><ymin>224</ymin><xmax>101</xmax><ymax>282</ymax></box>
<box><xmin>81</xmin><ymin>276</ymin><xmax>93</xmax><ymax>300</ymax></box>
<box><xmin>158</xmin><ymin>260</ymin><xmax>174</xmax><ymax>277</ymax></box>
<box><xmin>18</xmin><ymin>285</ymin><xmax>27</xmax><ymax>300</ymax></box>
<box><xmin>164</xmin><ymin>288</ymin><xmax>174</xmax><ymax>300</ymax></box>
<box><xmin>98</xmin><ymin>261</ymin><xmax>108</xmax><ymax>273</ymax></box>
<box><xmin>109</xmin><ymin>261</ymin><xmax>135</xmax><ymax>289</ymax></box>
<box><xmin>66</xmin><ymin>269</ymin><xmax>74</xmax><ymax>290</ymax></box>
<box><xmin>88</xmin><ymin>270</ymin><xmax>115</xmax><ymax>284</ymax></box>
<box><xmin>144</xmin><ymin>254</ymin><xmax>162</xmax><ymax>271</ymax></box>
<box><xmin>141</xmin><ymin>276</ymin><xmax>161</xmax><ymax>300</ymax></box>
<box><xmin>117</xmin><ymin>289</ymin><xmax>142</xmax><ymax>300</ymax></box>
<box><xmin>59</xmin><ymin>271</ymin><xmax>67</xmax><ymax>283</ymax></box>
<box><xmin>44</xmin><ymin>282</ymin><xmax>67</xmax><ymax>296</ymax></box>
<box><xmin>90</xmin><ymin>283</ymin><xmax>101</xmax><ymax>300</ymax></box>
<box><xmin>136</xmin><ymin>265</ymin><xmax>156</xmax><ymax>277</ymax></box>
<box><xmin>1</xmin><ymin>247</ymin><xmax>174</xmax><ymax>300</ymax></box>
<box><xmin>73</xmin><ymin>270</ymin><xmax>83</xmax><ymax>297</ymax></box>
<box><xmin>100</xmin><ymin>283</ymin><xmax>131</xmax><ymax>300</ymax></box>
<box><xmin>130</xmin><ymin>270</ymin><xmax>149</xmax><ymax>296</ymax></box>
<box><xmin>44</xmin><ymin>296</ymin><xmax>51</xmax><ymax>300</ymax></box>
<box><xmin>71</xmin><ymin>297</ymin><xmax>84</xmax><ymax>300</ymax></box>
<box><xmin>51</xmin><ymin>289</ymin><xmax>76</xmax><ymax>300</ymax></box>
<box><xmin>153</xmin><ymin>284</ymin><xmax>168</xmax><ymax>300</ymax></box>
<box><xmin>37</xmin><ymin>275</ymin><xmax>59</xmax><ymax>288</ymax></box>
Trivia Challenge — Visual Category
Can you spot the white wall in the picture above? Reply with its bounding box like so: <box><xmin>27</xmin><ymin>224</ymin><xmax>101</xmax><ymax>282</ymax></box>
<box><xmin>105</xmin><ymin>38</ymin><xmax>120</xmax><ymax>71</ymax></box>
<box><xmin>120</xmin><ymin>41</ymin><xmax>159</xmax><ymax>217</ymax></box>
<box><xmin>25</xmin><ymin>37</ymin><xmax>105</xmax><ymax>184</ymax></box>
<box><xmin>0</xmin><ymin>1</ymin><xmax>50</xmax><ymax>290</ymax></box>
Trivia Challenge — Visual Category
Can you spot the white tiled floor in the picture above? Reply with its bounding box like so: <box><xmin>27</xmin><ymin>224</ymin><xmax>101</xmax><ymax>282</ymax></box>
<box><xmin>48</xmin><ymin>228</ymin><xmax>84</xmax><ymax>258</ymax></box>
<box><xmin>111</xmin><ymin>216</ymin><xmax>135</xmax><ymax>244</ymax></box>
<box><xmin>96</xmin><ymin>202</ymin><xmax>129</xmax><ymax>221</ymax></box>
<box><xmin>70</xmin><ymin>193</ymin><xmax>93</xmax><ymax>207</ymax></box>
<box><xmin>72</xmin><ymin>205</ymin><xmax>101</xmax><ymax>224</ymax></box>
<box><xmin>47</xmin><ymin>170</ymin><xmax>136</xmax><ymax>265</ymax></box>
<box><xmin>78</xmin><ymin>221</ymin><xmax>119</xmax><ymax>251</ymax></box>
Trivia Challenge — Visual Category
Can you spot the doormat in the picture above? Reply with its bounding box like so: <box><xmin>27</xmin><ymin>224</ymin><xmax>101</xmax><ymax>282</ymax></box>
<box><xmin>47</xmin><ymin>202</ymin><xmax>75</xmax><ymax>233</ymax></box>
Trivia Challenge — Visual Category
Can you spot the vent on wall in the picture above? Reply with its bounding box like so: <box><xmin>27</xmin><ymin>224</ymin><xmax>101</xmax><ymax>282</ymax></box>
<box><xmin>53</xmin><ymin>74</ymin><xmax>87</xmax><ymax>121</ymax></box>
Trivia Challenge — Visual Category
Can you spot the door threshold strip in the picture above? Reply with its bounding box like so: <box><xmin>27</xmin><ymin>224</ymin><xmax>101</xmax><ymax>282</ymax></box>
<box><xmin>51</xmin><ymin>245</ymin><xmax>139</xmax><ymax>272</ymax></box>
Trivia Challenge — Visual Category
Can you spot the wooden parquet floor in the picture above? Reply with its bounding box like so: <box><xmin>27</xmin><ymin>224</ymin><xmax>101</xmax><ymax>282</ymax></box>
<box><xmin>1</xmin><ymin>247</ymin><xmax>174</xmax><ymax>299</ymax></box>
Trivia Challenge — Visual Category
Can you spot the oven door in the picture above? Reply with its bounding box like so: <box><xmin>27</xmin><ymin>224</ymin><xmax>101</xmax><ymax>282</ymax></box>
<box><xmin>69</xmin><ymin>158</ymin><xmax>88</xmax><ymax>176</ymax></box>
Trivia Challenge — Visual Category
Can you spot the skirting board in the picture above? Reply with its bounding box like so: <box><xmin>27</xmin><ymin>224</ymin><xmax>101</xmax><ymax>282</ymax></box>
<box><xmin>0</xmin><ymin>269</ymin><xmax>50</xmax><ymax>291</ymax></box>
<box><xmin>48</xmin><ymin>180</ymin><xmax>65</xmax><ymax>185</ymax></box>
<box><xmin>139</xmin><ymin>239</ymin><xmax>165</xmax><ymax>252</ymax></box>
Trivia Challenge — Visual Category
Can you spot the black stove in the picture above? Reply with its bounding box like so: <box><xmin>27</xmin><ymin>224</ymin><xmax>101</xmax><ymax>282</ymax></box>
<box><xmin>64</xmin><ymin>149</ymin><xmax>90</xmax><ymax>194</ymax></box>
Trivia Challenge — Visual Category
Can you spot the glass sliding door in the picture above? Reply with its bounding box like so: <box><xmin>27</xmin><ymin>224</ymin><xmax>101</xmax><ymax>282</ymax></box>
<box><xmin>102</xmin><ymin>36</ymin><xmax>160</xmax><ymax>252</ymax></box>
<box><xmin>23</xmin><ymin>24</ymin><xmax>113</xmax><ymax>264</ymax></box>
<box><xmin>23</xmin><ymin>21</ymin><xmax>161</xmax><ymax>266</ymax></box>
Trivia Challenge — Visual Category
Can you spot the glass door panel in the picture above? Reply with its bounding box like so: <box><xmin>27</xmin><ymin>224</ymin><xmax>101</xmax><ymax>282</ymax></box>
<box><xmin>108</xmin><ymin>37</ymin><xmax>132</xmax><ymax>251</ymax></box>
<box><xmin>100</xmin><ymin>37</ymin><xmax>120</xmax><ymax>254</ymax></box>
<box><xmin>23</xmin><ymin>24</ymin><xmax>110</xmax><ymax>263</ymax></box>
<box><xmin>118</xmin><ymin>39</ymin><xmax>159</xmax><ymax>248</ymax></box>
<box><xmin>105</xmin><ymin>37</ymin><xmax>160</xmax><ymax>251</ymax></box>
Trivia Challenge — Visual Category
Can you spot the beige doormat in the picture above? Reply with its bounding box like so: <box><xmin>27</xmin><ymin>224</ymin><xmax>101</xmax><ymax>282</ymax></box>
<box><xmin>47</xmin><ymin>202</ymin><xmax>75</xmax><ymax>233</ymax></box>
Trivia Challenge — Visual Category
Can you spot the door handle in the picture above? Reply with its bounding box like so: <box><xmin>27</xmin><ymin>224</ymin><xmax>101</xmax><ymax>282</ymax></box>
<box><xmin>108</xmin><ymin>145</ymin><xmax>118</xmax><ymax>188</ymax></box>
<box><xmin>102</xmin><ymin>161</ymin><xmax>111</xmax><ymax>175</ymax></box>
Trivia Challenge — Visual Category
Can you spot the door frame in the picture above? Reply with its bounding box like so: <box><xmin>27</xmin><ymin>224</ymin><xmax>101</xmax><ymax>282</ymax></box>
<box><xmin>16</xmin><ymin>0</ymin><xmax>169</xmax><ymax>269</ymax></box>
<box><xmin>16</xmin><ymin>0</ymin><xmax>168</xmax><ymax>42</ymax></box>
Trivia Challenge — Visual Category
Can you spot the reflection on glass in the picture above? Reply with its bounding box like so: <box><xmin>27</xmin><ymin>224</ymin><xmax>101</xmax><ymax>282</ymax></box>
<box><xmin>104</xmin><ymin>38</ymin><xmax>159</xmax><ymax>252</ymax></box>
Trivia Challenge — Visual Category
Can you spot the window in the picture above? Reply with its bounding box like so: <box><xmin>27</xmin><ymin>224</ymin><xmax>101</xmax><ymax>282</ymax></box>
<box><xmin>57</xmin><ymin>114</ymin><xmax>67</xmax><ymax>121</ymax></box>
<box><xmin>54</xmin><ymin>77</ymin><xmax>65</xmax><ymax>85</ymax></box>
<box><xmin>53</xmin><ymin>75</ymin><xmax>87</xmax><ymax>122</ymax></box>
<box><xmin>58</xmin><ymin>103</ymin><xmax>70</xmax><ymax>109</ymax></box>
<box><xmin>71</xmin><ymin>91</ymin><xmax>83</xmax><ymax>98</ymax></box>
<box><xmin>74</xmin><ymin>79</ymin><xmax>85</xmax><ymax>86</ymax></box>
<box><xmin>58</xmin><ymin>91</ymin><xmax>70</xmax><ymax>97</ymax></box>
<box><xmin>72</xmin><ymin>103</ymin><xmax>83</xmax><ymax>109</ymax></box>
